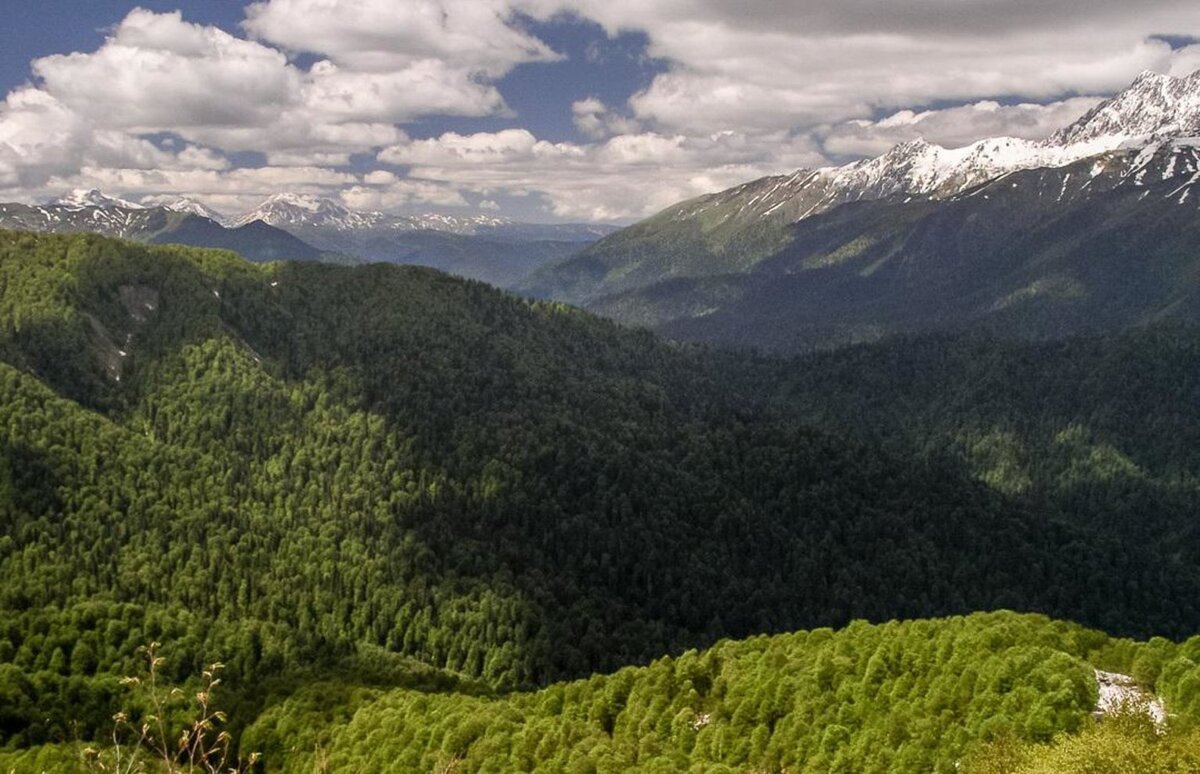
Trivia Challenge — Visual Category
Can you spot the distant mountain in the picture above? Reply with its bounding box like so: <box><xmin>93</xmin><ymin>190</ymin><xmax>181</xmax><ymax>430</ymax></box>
<box><xmin>139</xmin><ymin>194</ymin><xmax>227</xmax><ymax>223</ymax></box>
<box><xmin>524</xmin><ymin>69</ymin><xmax>1200</xmax><ymax>350</ymax></box>
<box><xmin>233</xmin><ymin>193</ymin><xmax>618</xmax><ymax>287</ymax></box>
<box><xmin>0</xmin><ymin>196</ymin><xmax>348</xmax><ymax>264</ymax></box>
<box><xmin>230</xmin><ymin>192</ymin><xmax>512</xmax><ymax>235</ymax></box>
<box><xmin>55</xmin><ymin>188</ymin><xmax>145</xmax><ymax>210</ymax></box>
<box><xmin>232</xmin><ymin>192</ymin><xmax>616</xmax><ymax>241</ymax></box>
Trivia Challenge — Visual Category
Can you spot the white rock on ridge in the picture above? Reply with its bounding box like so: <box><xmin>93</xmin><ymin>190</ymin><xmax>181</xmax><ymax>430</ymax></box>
<box><xmin>1093</xmin><ymin>670</ymin><xmax>1167</xmax><ymax>729</ymax></box>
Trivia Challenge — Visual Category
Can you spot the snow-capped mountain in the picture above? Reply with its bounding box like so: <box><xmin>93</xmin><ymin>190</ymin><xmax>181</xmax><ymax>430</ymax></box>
<box><xmin>231</xmin><ymin>193</ymin><xmax>512</xmax><ymax>235</ymax></box>
<box><xmin>659</xmin><ymin>68</ymin><xmax>1200</xmax><ymax>230</ymax></box>
<box><xmin>140</xmin><ymin>195</ymin><xmax>226</xmax><ymax>223</ymax></box>
<box><xmin>522</xmin><ymin>67</ymin><xmax>1200</xmax><ymax>336</ymax></box>
<box><xmin>227</xmin><ymin>193</ymin><xmax>618</xmax><ymax>287</ymax></box>
<box><xmin>232</xmin><ymin>193</ymin><xmax>618</xmax><ymax>241</ymax></box>
<box><xmin>55</xmin><ymin>188</ymin><xmax>145</xmax><ymax>210</ymax></box>
<box><xmin>1051</xmin><ymin>69</ymin><xmax>1200</xmax><ymax>147</ymax></box>
<box><xmin>0</xmin><ymin>195</ymin><xmax>340</xmax><ymax>264</ymax></box>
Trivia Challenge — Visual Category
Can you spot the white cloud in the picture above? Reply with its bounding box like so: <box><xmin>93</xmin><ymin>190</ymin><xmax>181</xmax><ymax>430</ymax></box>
<box><xmin>303</xmin><ymin>60</ymin><xmax>508</xmax><ymax>123</ymax></box>
<box><xmin>34</xmin><ymin>9</ymin><xmax>299</xmax><ymax>132</ymax></box>
<box><xmin>378</xmin><ymin>128</ymin><xmax>825</xmax><ymax>221</ymax></box>
<box><xmin>0</xmin><ymin>85</ymin><xmax>228</xmax><ymax>190</ymax></box>
<box><xmin>340</xmin><ymin>180</ymin><xmax>469</xmax><ymax>210</ymax></box>
<box><xmin>244</xmin><ymin>0</ymin><xmax>561</xmax><ymax>75</ymax></box>
<box><xmin>0</xmin><ymin>5</ymin><xmax>539</xmax><ymax>195</ymax></box>
<box><xmin>538</xmin><ymin>0</ymin><xmax>1200</xmax><ymax>135</ymax></box>
<box><xmin>572</xmin><ymin>97</ymin><xmax>641</xmax><ymax>139</ymax></box>
<box><xmin>1169</xmin><ymin>44</ymin><xmax>1200</xmax><ymax>77</ymax></box>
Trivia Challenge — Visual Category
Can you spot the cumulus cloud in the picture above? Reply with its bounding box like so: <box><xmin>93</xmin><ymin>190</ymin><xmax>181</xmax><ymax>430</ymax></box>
<box><xmin>821</xmin><ymin>98</ymin><xmax>1105</xmax><ymax>157</ymax></box>
<box><xmin>340</xmin><ymin>180</ymin><xmax>470</xmax><ymax>210</ymax></box>
<box><xmin>0</xmin><ymin>85</ymin><xmax>227</xmax><ymax>190</ymax></box>
<box><xmin>572</xmin><ymin>98</ymin><xmax>641</xmax><ymax>139</ymax></box>
<box><xmin>32</xmin><ymin>164</ymin><xmax>362</xmax><ymax>215</ymax></box>
<box><xmin>378</xmin><ymin>128</ymin><xmax>825</xmax><ymax>221</ymax></box>
<box><xmin>244</xmin><ymin>0</ymin><xmax>560</xmax><ymax>75</ymax></box>
<box><xmin>34</xmin><ymin>9</ymin><xmax>299</xmax><ymax>132</ymax></box>
<box><xmin>0</xmin><ymin>5</ymin><xmax>540</xmax><ymax>211</ymax></box>
<box><xmin>539</xmin><ymin>0</ymin><xmax>1200</xmax><ymax>135</ymax></box>
<box><xmin>4</xmin><ymin>1</ymin><xmax>1200</xmax><ymax>223</ymax></box>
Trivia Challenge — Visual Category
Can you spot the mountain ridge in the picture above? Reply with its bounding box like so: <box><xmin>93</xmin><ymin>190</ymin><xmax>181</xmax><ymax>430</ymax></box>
<box><xmin>523</xmin><ymin>68</ymin><xmax>1200</xmax><ymax>350</ymax></box>
<box><xmin>0</xmin><ymin>200</ymin><xmax>344</xmax><ymax>264</ymax></box>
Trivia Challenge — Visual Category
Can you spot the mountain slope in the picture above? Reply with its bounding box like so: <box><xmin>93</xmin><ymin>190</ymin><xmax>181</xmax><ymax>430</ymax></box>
<box><xmin>602</xmin><ymin>144</ymin><xmax>1200</xmax><ymax>350</ymax></box>
<box><xmin>3</xmin><ymin>231</ymin><xmax>1200</xmax><ymax>745</ymax></box>
<box><xmin>0</xmin><ymin>199</ymin><xmax>345</xmax><ymax>264</ymax></box>
<box><xmin>524</xmin><ymin>70</ymin><xmax>1200</xmax><ymax>350</ymax></box>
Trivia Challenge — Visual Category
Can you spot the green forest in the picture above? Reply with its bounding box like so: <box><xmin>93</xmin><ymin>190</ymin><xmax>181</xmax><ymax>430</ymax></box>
<box><xmin>1</xmin><ymin>230</ymin><xmax>1199</xmax><ymax>770</ymax></box>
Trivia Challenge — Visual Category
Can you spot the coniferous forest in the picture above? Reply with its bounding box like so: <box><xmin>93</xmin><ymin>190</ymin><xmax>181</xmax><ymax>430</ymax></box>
<box><xmin>2</xmin><ymin>230</ymin><xmax>1200</xmax><ymax>771</ymax></box>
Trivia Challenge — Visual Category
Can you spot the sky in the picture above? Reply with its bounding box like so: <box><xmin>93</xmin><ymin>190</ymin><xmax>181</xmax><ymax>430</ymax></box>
<box><xmin>0</xmin><ymin>2</ymin><xmax>1199</xmax><ymax>223</ymax></box>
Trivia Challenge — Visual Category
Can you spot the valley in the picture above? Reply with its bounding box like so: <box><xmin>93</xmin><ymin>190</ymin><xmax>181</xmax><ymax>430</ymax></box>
<box><xmin>0</xmin><ymin>7</ymin><xmax>1198</xmax><ymax>769</ymax></box>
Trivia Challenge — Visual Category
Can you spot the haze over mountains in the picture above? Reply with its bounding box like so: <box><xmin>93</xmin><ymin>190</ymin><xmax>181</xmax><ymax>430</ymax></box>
<box><xmin>230</xmin><ymin>193</ymin><xmax>617</xmax><ymax>286</ymax></box>
<box><xmin>0</xmin><ymin>189</ymin><xmax>618</xmax><ymax>287</ymax></box>
<box><xmin>525</xmin><ymin>69</ymin><xmax>1200</xmax><ymax>351</ymax></box>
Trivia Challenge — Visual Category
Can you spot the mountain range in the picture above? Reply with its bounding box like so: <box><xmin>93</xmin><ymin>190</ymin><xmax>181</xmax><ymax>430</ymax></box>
<box><xmin>229</xmin><ymin>192</ymin><xmax>618</xmax><ymax>287</ymax></box>
<box><xmin>0</xmin><ymin>189</ymin><xmax>616</xmax><ymax>287</ymax></box>
<box><xmin>524</xmin><ymin>69</ymin><xmax>1200</xmax><ymax>351</ymax></box>
<box><xmin>0</xmin><ymin>191</ymin><xmax>345</xmax><ymax>264</ymax></box>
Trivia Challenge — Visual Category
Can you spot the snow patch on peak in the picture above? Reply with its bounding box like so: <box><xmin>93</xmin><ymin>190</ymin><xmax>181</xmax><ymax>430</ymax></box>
<box><xmin>711</xmin><ymin>69</ymin><xmax>1200</xmax><ymax>228</ymax></box>
<box><xmin>140</xmin><ymin>195</ymin><xmax>225</xmax><ymax>223</ymax></box>
<box><xmin>261</xmin><ymin>192</ymin><xmax>340</xmax><ymax>213</ymax></box>
<box><xmin>1051</xmin><ymin>68</ymin><xmax>1200</xmax><ymax>148</ymax></box>
<box><xmin>231</xmin><ymin>194</ymin><xmax>516</xmax><ymax>235</ymax></box>
<box><xmin>56</xmin><ymin>189</ymin><xmax>144</xmax><ymax>210</ymax></box>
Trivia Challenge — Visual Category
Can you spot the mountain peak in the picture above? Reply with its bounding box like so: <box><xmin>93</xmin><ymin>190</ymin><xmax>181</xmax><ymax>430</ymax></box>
<box><xmin>229</xmin><ymin>193</ymin><xmax>357</xmax><ymax>229</ymax></box>
<box><xmin>1050</xmin><ymin>68</ymin><xmax>1200</xmax><ymax>148</ymax></box>
<box><xmin>260</xmin><ymin>192</ymin><xmax>347</xmax><ymax>213</ymax></box>
<box><xmin>55</xmin><ymin>189</ymin><xmax>144</xmax><ymax>210</ymax></box>
<box><xmin>1130</xmin><ymin>69</ymin><xmax>1171</xmax><ymax>87</ymax></box>
<box><xmin>140</xmin><ymin>195</ymin><xmax>226</xmax><ymax>223</ymax></box>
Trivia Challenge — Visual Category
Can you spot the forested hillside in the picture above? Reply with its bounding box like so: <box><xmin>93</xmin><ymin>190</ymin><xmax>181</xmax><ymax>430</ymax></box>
<box><xmin>175</xmin><ymin>613</ymin><xmax>1200</xmax><ymax>772</ymax></box>
<box><xmin>767</xmin><ymin>330</ymin><xmax>1200</xmax><ymax>566</ymax></box>
<box><xmin>1</xmin><ymin>230</ymin><xmax>1199</xmax><ymax>767</ymax></box>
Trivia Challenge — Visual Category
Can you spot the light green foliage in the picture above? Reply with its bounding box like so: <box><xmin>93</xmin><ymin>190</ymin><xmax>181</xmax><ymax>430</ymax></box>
<box><xmin>245</xmin><ymin>612</ymin><xmax>1158</xmax><ymax>773</ymax></box>
<box><xmin>965</xmin><ymin>713</ymin><xmax>1200</xmax><ymax>774</ymax></box>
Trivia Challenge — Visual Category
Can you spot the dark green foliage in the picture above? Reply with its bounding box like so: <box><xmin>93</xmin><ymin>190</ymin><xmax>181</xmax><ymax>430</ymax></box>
<box><xmin>767</xmin><ymin>330</ymin><xmax>1200</xmax><ymax>595</ymax></box>
<box><xmin>1</xmin><ymin>230</ymin><xmax>1199</xmax><ymax>763</ymax></box>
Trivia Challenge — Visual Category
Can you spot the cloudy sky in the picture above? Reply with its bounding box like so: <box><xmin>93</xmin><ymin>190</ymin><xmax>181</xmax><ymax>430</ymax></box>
<box><xmin>1</xmin><ymin>1</ymin><xmax>1199</xmax><ymax>222</ymax></box>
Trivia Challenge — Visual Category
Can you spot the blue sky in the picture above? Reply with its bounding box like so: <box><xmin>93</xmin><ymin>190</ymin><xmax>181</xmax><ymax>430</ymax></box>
<box><xmin>0</xmin><ymin>1</ymin><xmax>1198</xmax><ymax>222</ymax></box>
<box><xmin>0</xmin><ymin>2</ymin><xmax>664</xmax><ymax>144</ymax></box>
